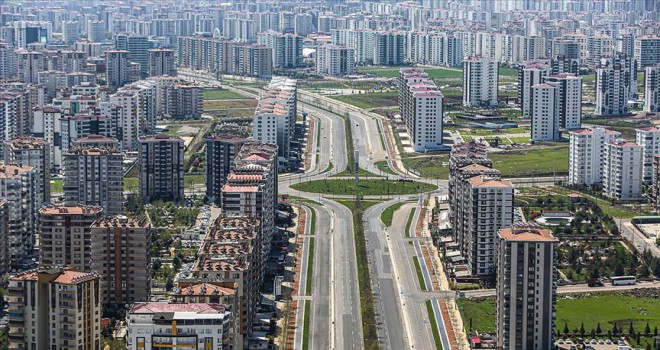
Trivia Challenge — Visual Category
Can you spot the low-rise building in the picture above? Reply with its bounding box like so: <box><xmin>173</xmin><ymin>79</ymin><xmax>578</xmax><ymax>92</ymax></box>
<box><xmin>126</xmin><ymin>302</ymin><xmax>232</xmax><ymax>350</ymax></box>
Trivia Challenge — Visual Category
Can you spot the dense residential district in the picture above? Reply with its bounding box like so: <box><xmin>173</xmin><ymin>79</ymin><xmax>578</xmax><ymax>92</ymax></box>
<box><xmin>2</xmin><ymin>0</ymin><xmax>660</xmax><ymax>349</ymax></box>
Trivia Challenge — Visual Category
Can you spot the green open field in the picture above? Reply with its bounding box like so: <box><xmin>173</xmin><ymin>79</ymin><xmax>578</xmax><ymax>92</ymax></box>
<box><xmin>402</xmin><ymin>155</ymin><xmax>449</xmax><ymax>179</ymax></box>
<box><xmin>50</xmin><ymin>180</ymin><xmax>63</xmax><ymax>193</ymax></box>
<box><xmin>375</xmin><ymin>160</ymin><xmax>397</xmax><ymax>175</ymax></box>
<box><xmin>330</xmin><ymin>91</ymin><xmax>399</xmax><ymax>109</ymax></box>
<box><xmin>491</xmin><ymin>147</ymin><xmax>569</xmax><ymax>177</ymax></box>
<box><xmin>290</xmin><ymin>179</ymin><xmax>437</xmax><ymax>196</ymax></box>
<box><xmin>202</xmin><ymin>89</ymin><xmax>248</xmax><ymax>99</ymax></box>
<box><xmin>457</xmin><ymin>292</ymin><xmax>660</xmax><ymax>346</ymax></box>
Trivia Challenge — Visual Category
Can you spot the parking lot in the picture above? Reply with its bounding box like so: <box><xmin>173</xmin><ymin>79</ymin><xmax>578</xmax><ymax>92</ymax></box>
<box><xmin>556</xmin><ymin>338</ymin><xmax>633</xmax><ymax>350</ymax></box>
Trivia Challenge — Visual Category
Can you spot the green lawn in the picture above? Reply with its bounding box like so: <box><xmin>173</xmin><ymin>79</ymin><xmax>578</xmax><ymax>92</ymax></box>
<box><xmin>380</xmin><ymin>201</ymin><xmax>408</xmax><ymax>227</ymax></box>
<box><xmin>184</xmin><ymin>174</ymin><xmax>205</xmax><ymax>185</ymax></box>
<box><xmin>509</xmin><ymin>136</ymin><xmax>531</xmax><ymax>144</ymax></box>
<box><xmin>330</xmin><ymin>91</ymin><xmax>399</xmax><ymax>109</ymax></box>
<box><xmin>336</xmin><ymin>199</ymin><xmax>383</xmax><ymax>349</ymax></box>
<box><xmin>305</xmin><ymin>238</ymin><xmax>315</xmax><ymax>295</ymax></box>
<box><xmin>375</xmin><ymin>160</ymin><xmax>397</xmax><ymax>175</ymax></box>
<box><xmin>360</xmin><ymin>66</ymin><xmax>463</xmax><ymax>80</ymax></box>
<box><xmin>290</xmin><ymin>179</ymin><xmax>436</xmax><ymax>196</ymax></box>
<box><xmin>332</xmin><ymin>167</ymin><xmax>381</xmax><ymax>178</ymax></box>
<box><xmin>426</xmin><ymin>301</ymin><xmax>444</xmax><ymax>350</ymax></box>
<box><xmin>404</xmin><ymin>208</ymin><xmax>415</xmax><ymax>237</ymax></box>
<box><xmin>457</xmin><ymin>293</ymin><xmax>660</xmax><ymax>337</ymax></box>
<box><xmin>491</xmin><ymin>147</ymin><xmax>569</xmax><ymax>177</ymax></box>
<box><xmin>202</xmin><ymin>89</ymin><xmax>247</xmax><ymax>99</ymax></box>
<box><xmin>50</xmin><ymin>180</ymin><xmax>63</xmax><ymax>193</ymax></box>
<box><xmin>499</xmin><ymin>67</ymin><xmax>518</xmax><ymax>76</ymax></box>
<box><xmin>402</xmin><ymin>155</ymin><xmax>449</xmax><ymax>179</ymax></box>
<box><xmin>302</xmin><ymin>301</ymin><xmax>311</xmax><ymax>350</ymax></box>
<box><xmin>412</xmin><ymin>256</ymin><xmax>427</xmax><ymax>290</ymax></box>
<box><xmin>124</xmin><ymin>177</ymin><xmax>138</xmax><ymax>192</ymax></box>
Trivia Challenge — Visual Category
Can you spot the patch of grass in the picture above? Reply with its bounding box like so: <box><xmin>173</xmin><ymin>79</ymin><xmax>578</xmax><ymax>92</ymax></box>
<box><xmin>203</xmin><ymin>99</ymin><xmax>257</xmax><ymax>111</ymax></box>
<box><xmin>380</xmin><ymin>201</ymin><xmax>407</xmax><ymax>227</ymax></box>
<box><xmin>330</xmin><ymin>91</ymin><xmax>399</xmax><ymax>109</ymax></box>
<box><xmin>305</xmin><ymin>238</ymin><xmax>315</xmax><ymax>295</ymax></box>
<box><xmin>551</xmin><ymin>187</ymin><xmax>641</xmax><ymax>218</ymax></box>
<box><xmin>290</xmin><ymin>179</ymin><xmax>437</xmax><ymax>196</ymax></box>
<box><xmin>426</xmin><ymin>300</ymin><xmax>444</xmax><ymax>350</ymax></box>
<box><xmin>375</xmin><ymin>161</ymin><xmax>397</xmax><ymax>175</ymax></box>
<box><xmin>490</xmin><ymin>147</ymin><xmax>569</xmax><ymax>177</ymax></box>
<box><xmin>509</xmin><ymin>136</ymin><xmax>531</xmax><ymax>144</ymax></box>
<box><xmin>202</xmin><ymin>89</ymin><xmax>247</xmax><ymax>99</ymax></box>
<box><xmin>184</xmin><ymin>174</ymin><xmax>205</xmax><ymax>186</ymax></box>
<box><xmin>124</xmin><ymin>177</ymin><xmax>138</xmax><ymax>192</ymax></box>
<box><xmin>402</xmin><ymin>155</ymin><xmax>449</xmax><ymax>179</ymax></box>
<box><xmin>322</xmin><ymin>162</ymin><xmax>334</xmax><ymax>174</ymax></box>
<box><xmin>499</xmin><ymin>67</ymin><xmax>518</xmax><ymax>77</ymax></box>
<box><xmin>336</xmin><ymin>199</ymin><xmax>383</xmax><ymax>350</ymax></box>
<box><xmin>376</xmin><ymin>120</ymin><xmax>386</xmax><ymax>151</ymax></box>
<box><xmin>412</xmin><ymin>256</ymin><xmax>427</xmax><ymax>291</ymax></box>
<box><xmin>50</xmin><ymin>179</ymin><xmax>63</xmax><ymax>193</ymax></box>
<box><xmin>404</xmin><ymin>208</ymin><xmax>415</xmax><ymax>237</ymax></box>
<box><xmin>457</xmin><ymin>292</ymin><xmax>660</xmax><ymax>336</ymax></box>
<box><xmin>332</xmin><ymin>167</ymin><xmax>381</xmax><ymax>177</ymax></box>
<box><xmin>302</xmin><ymin>301</ymin><xmax>311</xmax><ymax>350</ymax></box>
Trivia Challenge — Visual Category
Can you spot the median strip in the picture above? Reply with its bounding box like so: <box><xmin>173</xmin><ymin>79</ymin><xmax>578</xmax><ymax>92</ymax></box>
<box><xmin>413</xmin><ymin>256</ymin><xmax>427</xmax><ymax>291</ymax></box>
<box><xmin>302</xmin><ymin>301</ymin><xmax>311</xmax><ymax>350</ymax></box>
<box><xmin>426</xmin><ymin>300</ymin><xmax>444</xmax><ymax>350</ymax></box>
<box><xmin>404</xmin><ymin>208</ymin><xmax>415</xmax><ymax>237</ymax></box>
<box><xmin>305</xmin><ymin>237</ymin><xmax>315</xmax><ymax>295</ymax></box>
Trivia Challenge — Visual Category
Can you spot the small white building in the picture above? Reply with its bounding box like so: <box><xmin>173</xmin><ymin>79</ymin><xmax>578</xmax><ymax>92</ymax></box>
<box><xmin>127</xmin><ymin>302</ymin><xmax>233</xmax><ymax>350</ymax></box>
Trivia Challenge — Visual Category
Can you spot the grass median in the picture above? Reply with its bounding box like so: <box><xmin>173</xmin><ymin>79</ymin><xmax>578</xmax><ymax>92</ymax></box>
<box><xmin>290</xmin><ymin>179</ymin><xmax>437</xmax><ymax>196</ymax></box>
<box><xmin>336</xmin><ymin>199</ymin><xmax>383</xmax><ymax>350</ymax></box>
<box><xmin>375</xmin><ymin>160</ymin><xmax>397</xmax><ymax>175</ymax></box>
<box><xmin>426</xmin><ymin>300</ymin><xmax>444</xmax><ymax>350</ymax></box>
<box><xmin>413</xmin><ymin>256</ymin><xmax>427</xmax><ymax>291</ymax></box>
<box><xmin>380</xmin><ymin>201</ymin><xmax>408</xmax><ymax>227</ymax></box>
<box><xmin>404</xmin><ymin>208</ymin><xmax>415</xmax><ymax>237</ymax></box>
<box><xmin>305</xmin><ymin>238</ymin><xmax>315</xmax><ymax>295</ymax></box>
<box><xmin>302</xmin><ymin>301</ymin><xmax>311</xmax><ymax>350</ymax></box>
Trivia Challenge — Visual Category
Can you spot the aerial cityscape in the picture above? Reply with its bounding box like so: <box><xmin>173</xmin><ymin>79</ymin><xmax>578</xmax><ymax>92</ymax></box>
<box><xmin>0</xmin><ymin>0</ymin><xmax>660</xmax><ymax>349</ymax></box>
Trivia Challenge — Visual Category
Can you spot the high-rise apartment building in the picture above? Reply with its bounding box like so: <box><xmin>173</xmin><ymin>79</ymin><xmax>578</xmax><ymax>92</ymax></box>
<box><xmin>87</xmin><ymin>20</ymin><xmax>105</xmax><ymax>42</ymax></box>
<box><xmin>257</xmin><ymin>30</ymin><xmax>303</xmax><ymax>68</ymax></box>
<box><xmin>252</xmin><ymin>77</ymin><xmax>297</xmax><ymax>168</ymax></box>
<box><xmin>399</xmin><ymin>68</ymin><xmax>444</xmax><ymax>152</ymax></box>
<box><xmin>105</xmin><ymin>50</ymin><xmax>131</xmax><ymax>90</ymax></box>
<box><xmin>603</xmin><ymin>141</ymin><xmax>643</xmax><ymax>200</ymax></box>
<box><xmin>595</xmin><ymin>54</ymin><xmax>636</xmax><ymax>116</ymax></box>
<box><xmin>206</xmin><ymin>135</ymin><xmax>249</xmax><ymax>201</ymax></box>
<box><xmin>7</xmin><ymin>267</ymin><xmax>102</xmax><ymax>350</ymax></box>
<box><xmin>463</xmin><ymin>56</ymin><xmax>498</xmax><ymax>107</ymax></box>
<box><xmin>518</xmin><ymin>61</ymin><xmax>551</xmax><ymax>118</ymax></box>
<box><xmin>147</xmin><ymin>48</ymin><xmax>176</xmax><ymax>77</ymax></box>
<box><xmin>115</xmin><ymin>33</ymin><xmax>150</xmax><ymax>78</ymax></box>
<box><xmin>496</xmin><ymin>226</ymin><xmax>558</xmax><ymax>350</ymax></box>
<box><xmin>3</xmin><ymin>137</ymin><xmax>51</xmax><ymax>204</ymax></box>
<box><xmin>38</xmin><ymin>205</ymin><xmax>103</xmax><ymax>271</ymax></box>
<box><xmin>653</xmin><ymin>154</ymin><xmax>660</xmax><ymax>210</ymax></box>
<box><xmin>634</xmin><ymin>36</ymin><xmax>660</xmax><ymax>69</ymax></box>
<box><xmin>530</xmin><ymin>83</ymin><xmax>561</xmax><ymax>142</ymax></box>
<box><xmin>635</xmin><ymin>127</ymin><xmax>660</xmax><ymax>184</ymax></box>
<box><xmin>457</xmin><ymin>174</ymin><xmax>514</xmax><ymax>277</ymax></box>
<box><xmin>63</xmin><ymin>147</ymin><xmax>124</xmax><ymax>215</ymax></box>
<box><xmin>543</xmin><ymin>74</ymin><xmax>582</xmax><ymax>130</ymax></box>
<box><xmin>0</xmin><ymin>164</ymin><xmax>37</xmax><ymax>269</ymax></box>
<box><xmin>15</xmin><ymin>50</ymin><xmax>44</xmax><ymax>84</ymax></box>
<box><xmin>0</xmin><ymin>201</ymin><xmax>8</xmax><ymax>275</ymax></box>
<box><xmin>568</xmin><ymin>127</ymin><xmax>621</xmax><ymax>186</ymax></box>
<box><xmin>316</xmin><ymin>44</ymin><xmax>356</xmax><ymax>76</ymax></box>
<box><xmin>587</xmin><ymin>34</ymin><xmax>614</xmax><ymax>67</ymax></box>
<box><xmin>645</xmin><ymin>65</ymin><xmax>660</xmax><ymax>113</ymax></box>
<box><xmin>138</xmin><ymin>134</ymin><xmax>184</xmax><ymax>202</ymax></box>
<box><xmin>90</xmin><ymin>215</ymin><xmax>151</xmax><ymax>305</ymax></box>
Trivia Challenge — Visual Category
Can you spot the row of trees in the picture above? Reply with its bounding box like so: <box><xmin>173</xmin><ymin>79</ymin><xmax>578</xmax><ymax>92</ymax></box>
<box><xmin>560</xmin><ymin>321</ymin><xmax>658</xmax><ymax>345</ymax></box>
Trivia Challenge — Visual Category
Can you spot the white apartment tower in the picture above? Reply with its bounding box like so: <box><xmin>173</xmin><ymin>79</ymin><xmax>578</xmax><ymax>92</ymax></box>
<box><xmin>568</xmin><ymin>127</ymin><xmax>621</xmax><ymax>186</ymax></box>
<box><xmin>595</xmin><ymin>54</ymin><xmax>636</xmax><ymax>116</ymax></box>
<box><xmin>518</xmin><ymin>62</ymin><xmax>551</xmax><ymax>118</ymax></box>
<box><xmin>603</xmin><ymin>141</ymin><xmax>643</xmax><ymax>200</ymax></box>
<box><xmin>635</xmin><ymin>127</ymin><xmax>660</xmax><ymax>185</ymax></box>
<box><xmin>544</xmin><ymin>74</ymin><xmax>582</xmax><ymax>129</ymax></box>
<box><xmin>3</xmin><ymin>137</ymin><xmax>51</xmax><ymax>205</ymax></box>
<box><xmin>316</xmin><ymin>44</ymin><xmax>356</xmax><ymax>76</ymax></box>
<box><xmin>634</xmin><ymin>36</ymin><xmax>660</xmax><ymax>69</ymax></box>
<box><xmin>463</xmin><ymin>57</ymin><xmax>499</xmax><ymax>107</ymax></box>
<box><xmin>645</xmin><ymin>65</ymin><xmax>660</xmax><ymax>113</ymax></box>
<box><xmin>399</xmin><ymin>68</ymin><xmax>444</xmax><ymax>152</ymax></box>
<box><xmin>147</xmin><ymin>48</ymin><xmax>176</xmax><ymax>77</ymax></box>
<box><xmin>496</xmin><ymin>226</ymin><xmax>558</xmax><ymax>350</ymax></box>
<box><xmin>530</xmin><ymin>83</ymin><xmax>560</xmax><ymax>142</ymax></box>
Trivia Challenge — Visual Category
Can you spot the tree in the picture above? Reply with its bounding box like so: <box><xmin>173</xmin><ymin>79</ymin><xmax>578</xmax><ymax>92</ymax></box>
<box><xmin>612</xmin><ymin>324</ymin><xmax>619</xmax><ymax>335</ymax></box>
<box><xmin>639</xmin><ymin>264</ymin><xmax>651</xmax><ymax>278</ymax></box>
<box><xmin>152</xmin><ymin>259</ymin><xmax>162</xmax><ymax>271</ymax></box>
<box><xmin>596</xmin><ymin>322</ymin><xmax>602</xmax><ymax>334</ymax></box>
<box><xmin>580</xmin><ymin>323</ymin><xmax>585</xmax><ymax>336</ymax></box>
<box><xmin>645</xmin><ymin>322</ymin><xmax>651</xmax><ymax>335</ymax></box>
<box><xmin>629</xmin><ymin>321</ymin><xmax>635</xmax><ymax>336</ymax></box>
<box><xmin>172</xmin><ymin>256</ymin><xmax>182</xmax><ymax>271</ymax></box>
<box><xmin>654</xmin><ymin>326</ymin><xmax>658</xmax><ymax>336</ymax></box>
<box><xmin>563</xmin><ymin>323</ymin><xmax>569</xmax><ymax>334</ymax></box>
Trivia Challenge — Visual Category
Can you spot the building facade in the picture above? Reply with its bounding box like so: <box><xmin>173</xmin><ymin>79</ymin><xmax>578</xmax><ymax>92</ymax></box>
<box><xmin>90</xmin><ymin>215</ymin><xmax>151</xmax><ymax>305</ymax></box>
<box><xmin>603</xmin><ymin>141</ymin><xmax>643</xmax><ymax>200</ymax></box>
<box><xmin>645</xmin><ymin>65</ymin><xmax>660</xmax><ymax>113</ymax></box>
<box><xmin>3</xmin><ymin>137</ymin><xmax>51</xmax><ymax>205</ymax></box>
<box><xmin>0</xmin><ymin>164</ymin><xmax>37</xmax><ymax>269</ymax></box>
<box><xmin>39</xmin><ymin>205</ymin><xmax>103</xmax><ymax>272</ymax></box>
<box><xmin>7</xmin><ymin>268</ymin><xmax>102</xmax><ymax>350</ymax></box>
<box><xmin>399</xmin><ymin>68</ymin><xmax>444</xmax><ymax>152</ymax></box>
<box><xmin>138</xmin><ymin>134</ymin><xmax>184</xmax><ymax>202</ymax></box>
<box><xmin>568</xmin><ymin>127</ymin><xmax>621</xmax><ymax>186</ymax></box>
<box><xmin>463</xmin><ymin>56</ymin><xmax>498</xmax><ymax>107</ymax></box>
<box><xmin>496</xmin><ymin>226</ymin><xmax>558</xmax><ymax>350</ymax></box>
